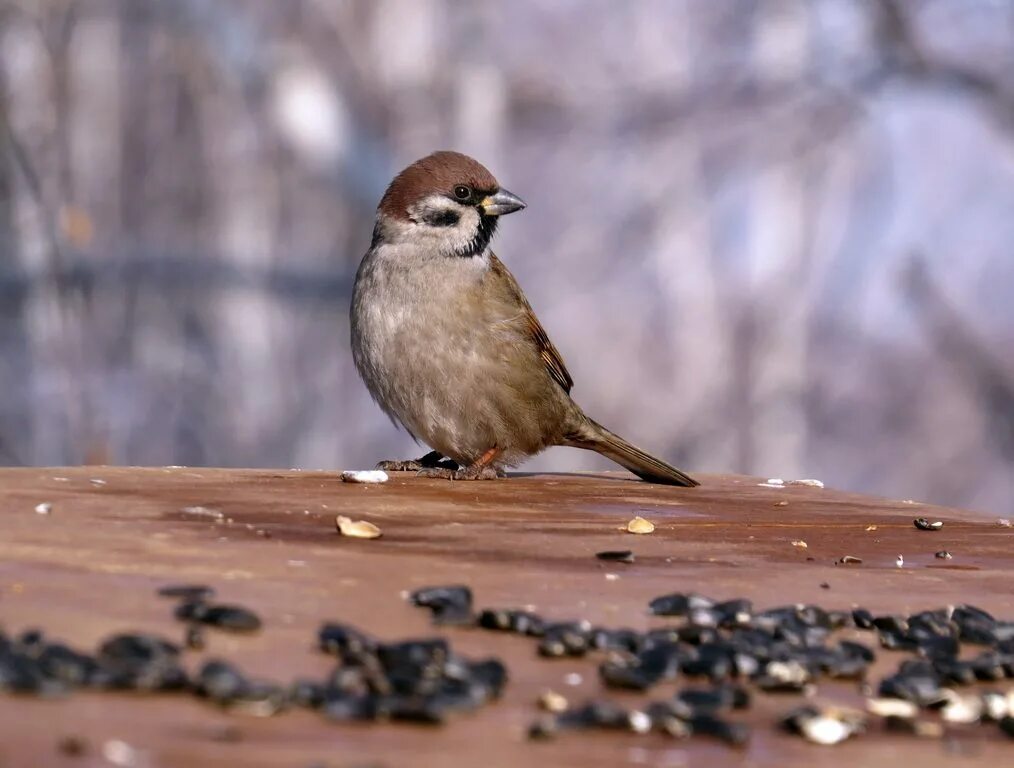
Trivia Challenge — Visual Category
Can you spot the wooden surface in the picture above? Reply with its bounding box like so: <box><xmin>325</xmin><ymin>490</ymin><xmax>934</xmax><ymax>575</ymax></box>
<box><xmin>0</xmin><ymin>467</ymin><xmax>1012</xmax><ymax>768</ymax></box>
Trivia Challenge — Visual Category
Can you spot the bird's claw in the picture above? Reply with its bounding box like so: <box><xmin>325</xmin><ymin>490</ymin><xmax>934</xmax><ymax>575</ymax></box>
<box><xmin>377</xmin><ymin>459</ymin><xmax>425</xmax><ymax>472</ymax></box>
<box><xmin>417</xmin><ymin>465</ymin><xmax>500</xmax><ymax>481</ymax></box>
<box><xmin>377</xmin><ymin>451</ymin><xmax>458</xmax><ymax>472</ymax></box>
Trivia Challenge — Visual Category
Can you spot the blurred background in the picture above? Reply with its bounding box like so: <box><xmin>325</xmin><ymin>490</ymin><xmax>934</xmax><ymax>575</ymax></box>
<box><xmin>1</xmin><ymin>0</ymin><xmax>1012</xmax><ymax>514</ymax></box>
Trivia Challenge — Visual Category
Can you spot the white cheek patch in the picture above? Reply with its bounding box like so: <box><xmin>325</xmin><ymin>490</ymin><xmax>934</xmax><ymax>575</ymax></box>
<box><xmin>404</xmin><ymin>195</ymin><xmax>483</xmax><ymax>256</ymax></box>
<box><xmin>408</xmin><ymin>195</ymin><xmax>464</xmax><ymax>226</ymax></box>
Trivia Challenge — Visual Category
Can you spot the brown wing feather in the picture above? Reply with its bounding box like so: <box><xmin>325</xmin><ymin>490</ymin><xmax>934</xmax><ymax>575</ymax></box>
<box><xmin>487</xmin><ymin>254</ymin><xmax>574</xmax><ymax>393</ymax></box>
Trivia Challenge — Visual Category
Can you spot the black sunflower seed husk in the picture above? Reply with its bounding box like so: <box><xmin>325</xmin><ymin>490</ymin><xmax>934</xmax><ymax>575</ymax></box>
<box><xmin>409</xmin><ymin>585</ymin><xmax>474</xmax><ymax>626</ymax></box>
<box><xmin>157</xmin><ymin>584</ymin><xmax>215</xmax><ymax>601</ymax></box>
<box><xmin>596</xmin><ymin>550</ymin><xmax>635</xmax><ymax>563</ymax></box>
<box><xmin>176</xmin><ymin>602</ymin><xmax>261</xmax><ymax>632</ymax></box>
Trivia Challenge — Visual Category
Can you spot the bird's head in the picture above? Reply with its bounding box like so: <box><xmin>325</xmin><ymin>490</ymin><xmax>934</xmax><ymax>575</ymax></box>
<box><xmin>374</xmin><ymin>151</ymin><xmax>526</xmax><ymax>258</ymax></box>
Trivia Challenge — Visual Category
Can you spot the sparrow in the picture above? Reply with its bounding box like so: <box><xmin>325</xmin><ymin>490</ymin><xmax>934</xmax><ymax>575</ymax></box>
<box><xmin>350</xmin><ymin>151</ymin><xmax>698</xmax><ymax>486</ymax></box>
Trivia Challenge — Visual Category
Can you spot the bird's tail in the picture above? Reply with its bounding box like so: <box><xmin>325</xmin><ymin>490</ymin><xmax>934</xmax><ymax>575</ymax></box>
<box><xmin>563</xmin><ymin>416</ymin><xmax>699</xmax><ymax>487</ymax></box>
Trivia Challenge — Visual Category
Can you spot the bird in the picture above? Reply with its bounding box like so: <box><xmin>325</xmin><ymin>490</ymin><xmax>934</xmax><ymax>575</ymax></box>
<box><xmin>350</xmin><ymin>151</ymin><xmax>698</xmax><ymax>486</ymax></box>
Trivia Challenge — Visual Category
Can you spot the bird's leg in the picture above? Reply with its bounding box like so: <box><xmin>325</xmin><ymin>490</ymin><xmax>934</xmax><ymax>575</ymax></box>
<box><xmin>376</xmin><ymin>450</ymin><xmax>458</xmax><ymax>472</ymax></box>
<box><xmin>418</xmin><ymin>447</ymin><xmax>500</xmax><ymax>481</ymax></box>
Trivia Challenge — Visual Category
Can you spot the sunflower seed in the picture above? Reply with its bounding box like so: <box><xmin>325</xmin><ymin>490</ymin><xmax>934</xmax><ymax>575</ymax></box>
<box><xmin>913</xmin><ymin>518</ymin><xmax>943</xmax><ymax>531</ymax></box>
<box><xmin>340</xmin><ymin>470</ymin><xmax>389</xmax><ymax>484</ymax></box>
<box><xmin>625</xmin><ymin>517</ymin><xmax>654</xmax><ymax>534</ymax></box>
<box><xmin>596</xmin><ymin>550</ymin><xmax>635</xmax><ymax>563</ymax></box>
<box><xmin>335</xmin><ymin>516</ymin><xmax>382</xmax><ymax>539</ymax></box>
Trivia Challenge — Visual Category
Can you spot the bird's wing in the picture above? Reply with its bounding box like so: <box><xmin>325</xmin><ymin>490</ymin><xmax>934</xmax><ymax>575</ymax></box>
<box><xmin>487</xmin><ymin>253</ymin><xmax>574</xmax><ymax>394</ymax></box>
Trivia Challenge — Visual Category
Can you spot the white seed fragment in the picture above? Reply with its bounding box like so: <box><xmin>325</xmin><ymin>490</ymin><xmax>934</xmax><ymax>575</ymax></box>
<box><xmin>628</xmin><ymin>710</ymin><xmax>652</xmax><ymax>734</ymax></box>
<box><xmin>896</xmin><ymin>555</ymin><xmax>904</xmax><ymax>568</ymax></box>
<box><xmin>865</xmin><ymin>525</ymin><xmax>878</xmax><ymax>532</ymax></box>
<box><xmin>800</xmin><ymin>715</ymin><xmax>853</xmax><ymax>745</ymax></box>
<box><xmin>766</xmin><ymin>478</ymin><xmax>786</xmax><ymax>486</ymax></box>
<box><xmin>939</xmin><ymin>691</ymin><xmax>982</xmax><ymax>724</ymax></box>
<box><xmin>89</xmin><ymin>478</ymin><xmax>107</xmax><ymax>486</ymax></box>
<box><xmin>335</xmin><ymin>515</ymin><xmax>382</xmax><ymax>539</ymax></box>
<box><xmin>604</xmin><ymin>573</ymin><xmax>619</xmax><ymax>581</ymax></box>
<box><xmin>788</xmin><ymin>478</ymin><xmax>824</xmax><ymax>488</ymax></box>
<box><xmin>538</xmin><ymin>690</ymin><xmax>568</xmax><ymax>713</ymax></box>
<box><xmin>867</xmin><ymin>698</ymin><xmax>918</xmax><ymax>718</ymax></box>
<box><xmin>563</xmin><ymin>672</ymin><xmax>583</xmax><ymax>687</ymax></box>
<box><xmin>340</xmin><ymin>470</ymin><xmax>389</xmax><ymax>484</ymax></box>
<box><xmin>788</xmin><ymin>706</ymin><xmax>865</xmax><ymax>745</ymax></box>
<box><xmin>102</xmin><ymin>739</ymin><xmax>139</xmax><ymax>767</ymax></box>
<box><xmin>34</xmin><ymin>502</ymin><xmax>52</xmax><ymax>515</ymax></box>
<box><xmin>998</xmin><ymin>518</ymin><xmax>1012</xmax><ymax>528</ymax></box>
<box><xmin>625</xmin><ymin>516</ymin><xmax>654</xmax><ymax>534</ymax></box>
<box><xmin>791</xmin><ymin>540</ymin><xmax>808</xmax><ymax>549</ymax></box>
<box><xmin>180</xmin><ymin>505</ymin><xmax>224</xmax><ymax>520</ymax></box>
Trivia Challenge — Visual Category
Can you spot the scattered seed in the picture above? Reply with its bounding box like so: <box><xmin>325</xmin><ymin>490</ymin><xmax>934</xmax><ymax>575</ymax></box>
<box><xmin>867</xmin><ymin>698</ymin><xmax>918</xmax><ymax>718</ymax></box>
<box><xmin>865</xmin><ymin>525</ymin><xmax>878</xmax><ymax>532</ymax></box>
<box><xmin>176</xmin><ymin>602</ymin><xmax>262</xmax><ymax>632</ymax></box>
<box><xmin>939</xmin><ymin>692</ymin><xmax>983</xmax><ymax>724</ymax></box>
<box><xmin>564</xmin><ymin>672</ymin><xmax>583</xmax><ymax>687</ymax></box>
<box><xmin>604</xmin><ymin>573</ymin><xmax>619</xmax><ymax>581</ymax></box>
<box><xmin>409</xmin><ymin>585</ymin><xmax>473</xmax><ymax>625</ymax></box>
<box><xmin>180</xmin><ymin>506</ymin><xmax>224</xmax><ymax>520</ymax></box>
<box><xmin>766</xmin><ymin>478</ymin><xmax>785</xmax><ymax>486</ymax></box>
<box><xmin>34</xmin><ymin>502</ymin><xmax>52</xmax><ymax>515</ymax></box>
<box><xmin>185</xmin><ymin>625</ymin><xmax>205</xmax><ymax>650</ymax></box>
<box><xmin>913</xmin><ymin>518</ymin><xmax>943</xmax><ymax>531</ymax></box>
<box><xmin>791</xmin><ymin>540</ymin><xmax>807</xmax><ymax>549</ymax></box>
<box><xmin>335</xmin><ymin>516</ymin><xmax>382</xmax><ymax>539</ymax></box>
<box><xmin>648</xmin><ymin>592</ymin><xmax>714</xmax><ymax>616</ymax></box>
<box><xmin>56</xmin><ymin>735</ymin><xmax>88</xmax><ymax>756</ymax></box>
<box><xmin>896</xmin><ymin>555</ymin><xmax>904</xmax><ymax>568</ymax></box>
<box><xmin>783</xmin><ymin>705</ymin><xmax>864</xmax><ymax>745</ymax></box>
<box><xmin>596</xmin><ymin>550</ymin><xmax>634</xmax><ymax>563</ymax></box>
<box><xmin>774</xmin><ymin>501</ymin><xmax>788</xmax><ymax>507</ymax></box>
<box><xmin>838</xmin><ymin>556</ymin><xmax>862</xmax><ymax>565</ymax></box>
<box><xmin>625</xmin><ymin>517</ymin><xmax>654</xmax><ymax>535</ymax></box>
<box><xmin>885</xmin><ymin>717</ymin><xmax>944</xmax><ymax>738</ymax></box>
<box><xmin>101</xmin><ymin>740</ymin><xmax>138</xmax><ymax>767</ymax></box>
<box><xmin>998</xmin><ymin>519</ymin><xmax>1012</xmax><ymax>528</ymax></box>
<box><xmin>340</xmin><ymin>470</ymin><xmax>389</xmax><ymax>484</ymax></box>
<box><xmin>157</xmin><ymin>584</ymin><xmax>214</xmax><ymax>601</ymax></box>
<box><xmin>787</xmin><ymin>479</ymin><xmax>824</xmax><ymax>488</ymax></box>
<box><xmin>539</xmin><ymin>690</ymin><xmax>568</xmax><ymax>713</ymax></box>
<box><xmin>935</xmin><ymin>551</ymin><xmax>953</xmax><ymax>560</ymax></box>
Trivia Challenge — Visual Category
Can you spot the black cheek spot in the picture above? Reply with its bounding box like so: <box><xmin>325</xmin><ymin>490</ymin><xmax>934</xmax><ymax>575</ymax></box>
<box><xmin>422</xmin><ymin>210</ymin><xmax>461</xmax><ymax>227</ymax></box>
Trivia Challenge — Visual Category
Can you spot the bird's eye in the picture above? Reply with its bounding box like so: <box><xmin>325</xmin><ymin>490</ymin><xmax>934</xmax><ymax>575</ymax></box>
<box><xmin>453</xmin><ymin>185</ymin><xmax>471</xmax><ymax>201</ymax></box>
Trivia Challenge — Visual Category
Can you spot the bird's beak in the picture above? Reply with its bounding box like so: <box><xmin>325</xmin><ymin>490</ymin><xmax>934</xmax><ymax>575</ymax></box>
<box><xmin>479</xmin><ymin>188</ymin><xmax>526</xmax><ymax>216</ymax></box>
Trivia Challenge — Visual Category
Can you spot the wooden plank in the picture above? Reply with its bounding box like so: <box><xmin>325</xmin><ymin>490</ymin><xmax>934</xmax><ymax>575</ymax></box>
<box><xmin>0</xmin><ymin>468</ymin><xmax>1012</xmax><ymax>767</ymax></box>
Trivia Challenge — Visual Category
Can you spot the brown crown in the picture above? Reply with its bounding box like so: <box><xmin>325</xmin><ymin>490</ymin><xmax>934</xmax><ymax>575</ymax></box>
<box><xmin>378</xmin><ymin>151</ymin><xmax>499</xmax><ymax>219</ymax></box>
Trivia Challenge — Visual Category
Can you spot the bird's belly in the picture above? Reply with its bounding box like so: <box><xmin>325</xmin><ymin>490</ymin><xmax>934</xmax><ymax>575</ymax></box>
<box><xmin>356</xmin><ymin>297</ymin><xmax>564</xmax><ymax>465</ymax></box>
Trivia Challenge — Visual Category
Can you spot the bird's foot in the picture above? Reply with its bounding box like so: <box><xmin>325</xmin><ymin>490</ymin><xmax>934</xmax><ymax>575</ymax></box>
<box><xmin>417</xmin><ymin>447</ymin><xmax>502</xmax><ymax>481</ymax></box>
<box><xmin>418</xmin><ymin>464</ymin><xmax>500</xmax><ymax>481</ymax></box>
<box><xmin>376</xmin><ymin>451</ymin><xmax>457</xmax><ymax>472</ymax></box>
